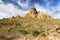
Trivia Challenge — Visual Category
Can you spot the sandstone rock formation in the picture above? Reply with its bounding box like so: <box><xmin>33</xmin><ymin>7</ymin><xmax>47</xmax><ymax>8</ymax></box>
<box><xmin>30</xmin><ymin>8</ymin><xmax>37</xmax><ymax>14</ymax></box>
<box><xmin>25</xmin><ymin>8</ymin><xmax>51</xmax><ymax>19</ymax></box>
<box><xmin>24</xmin><ymin>13</ymin><xmax>31</xmax><ymax>18</ymax></box>
<box><xmin>15</xmin><ymin>15</ymin><xmax>21</xmax><ymax>19</ymax></box>
<box><xmin>9</xmin><ymin>8</ymin><xmax>51</xmax><ymax>19</ymax></box>
<box><xmin>9</xmin><ymin>15</ymin><xmax>21</xmax><ymax>20</ymax></box>
<box><xmin>25</xmin><ymin>8</ymin><xmax>37</xmax><ymax>18</ymax></box>
<box><xmin>37</xmin><ymin>11</ymin><xmax>51</xmax><ymax>19</ymax></box>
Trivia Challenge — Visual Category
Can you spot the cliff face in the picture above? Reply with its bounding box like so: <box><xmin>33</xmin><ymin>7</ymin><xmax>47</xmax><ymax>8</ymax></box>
<box><xmin>25</xmin><ymin>8</ymin><xmax>51</xmax><ymax>19</ymax></box>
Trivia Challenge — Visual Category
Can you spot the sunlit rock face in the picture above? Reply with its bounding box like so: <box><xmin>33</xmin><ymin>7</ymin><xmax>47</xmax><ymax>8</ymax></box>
<box><xmin>37</xmin><ymin>11</ymin><xmax>51</xmax><ymax>19</ymax></box>
<box><xmin>24</xmin><ymin>8</ymin><xmax>37</xmax><ymax>18</ymax></box>
<box><xmin>29</xmin><ymin>8</ymin><xmax>37</xmax><ymax>18</ymax></box>
<box><xmin>24</xmin><ymin>8</ymin><xmax>51</xmax><ymax>19</ymax></box>
<box><xmin>15</xmin><ymin>15</ymin><xmax>21</xmax><ymax>19</ymax></box>
<box><xmin>30</xmin><ymin>8</ymin><xmax>37</xmax><ymax>14</ymax></box>
<box><xmin>24</xmin><ymin>13</ymin><xmax>31</xmax><ymax>18</ymax></box>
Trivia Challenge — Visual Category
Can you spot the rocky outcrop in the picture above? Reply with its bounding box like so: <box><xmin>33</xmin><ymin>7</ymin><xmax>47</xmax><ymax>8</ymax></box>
<box><xmin>9</xmin><ymin>15</ymin><xmax>21</xmax><ymax>20</ymax></box>
<box><xmin>15</xmin><ymin>15</ymin><xmax>21</xmax><ymax>19</ymax></box>
<box><xmin>24</xmin><ymin>13</ymin><xmax>31</xmax><ymax>18</ymax></box>
<box><xmin>2</xmin><ymin>8</ymin><xmax>51</xmax><ymax>19</ymax></box>
<box><xmin>24</xmin><ymin>8</ymin><xmax>51</xmax><ymax>19</ymax></box>
<box><xmin>37</xmin><ymin>11</ymin><xmax>51</xmax><ymax>19</ymax></box>
<box><xmin>29</xmin><ymin>8</ymin><xmax>37</xmax><ymax>14</ymax></box>
<box><xmin>25</xmin><ymin>8</ymin><xmax>37</xmax><ymax>18</ymax></box>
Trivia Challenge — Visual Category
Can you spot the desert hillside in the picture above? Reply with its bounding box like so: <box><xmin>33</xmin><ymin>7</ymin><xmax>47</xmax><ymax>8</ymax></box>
<box><xmin>0</xmin><ymin>8</ymin><xmax>60</xmax><ymax>40</ymax></box>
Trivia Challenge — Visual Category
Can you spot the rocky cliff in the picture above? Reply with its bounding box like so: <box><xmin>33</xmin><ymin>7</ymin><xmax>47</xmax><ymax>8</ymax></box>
<box><xmin>25</xmin><ymin>8</ymin><xmax>51</xmax><ymax>19</ymax></box>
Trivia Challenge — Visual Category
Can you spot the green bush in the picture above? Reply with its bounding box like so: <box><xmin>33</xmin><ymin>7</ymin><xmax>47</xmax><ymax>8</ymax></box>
<box><xmin>25</xmin><ymin>27</ymin><xmax>40</xmax><ymax>36</ymax></box>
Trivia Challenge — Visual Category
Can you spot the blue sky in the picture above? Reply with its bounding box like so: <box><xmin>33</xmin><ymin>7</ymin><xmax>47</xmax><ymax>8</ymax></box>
<box><xmin>0</xmin><ymin>0</ymin><xmax>60</xmax><ymax>19</ymax></box>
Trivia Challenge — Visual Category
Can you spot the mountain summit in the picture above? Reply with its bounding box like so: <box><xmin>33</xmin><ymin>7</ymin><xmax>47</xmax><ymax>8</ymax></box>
<box><xmin>25</xmin><ymin>8</ymin><xmax>51</xmax><ymax>19</ymax></box>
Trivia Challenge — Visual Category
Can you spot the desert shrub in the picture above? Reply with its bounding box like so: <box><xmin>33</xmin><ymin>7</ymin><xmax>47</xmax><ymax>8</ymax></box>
<box><xmin>18</xmin><ymin>29</ymin><xmax>28</xmax><ymax>35</ymax></box>
<box><xmin>25</xmin><ymin>27</ymin><xmax>40</xmax><ymax>36</ymax></box>
<box><xmin>31</xmin><ymin>30</ymin><xmax>40</xmax><ymax>36</ymax></box>
<box><xmin>10</xmin><ymin>27</ymin><xmax>28</xmax><ymax>35</ymax></box>
<box><xmin>40</xmin><ymin>32</ymin><xmax>46</xmax><ymax>37</ymax></box>
<box><xmin>0</xmin><ymin>27</ymin><xmax>28</xmax><ymax>36</ymax></box>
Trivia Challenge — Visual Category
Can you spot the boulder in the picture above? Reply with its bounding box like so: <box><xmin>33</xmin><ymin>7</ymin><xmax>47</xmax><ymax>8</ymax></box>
<box><xmin>29</xmin><ymin>8</ymin><xmax>37</xmax><ymax>18</ymax></box>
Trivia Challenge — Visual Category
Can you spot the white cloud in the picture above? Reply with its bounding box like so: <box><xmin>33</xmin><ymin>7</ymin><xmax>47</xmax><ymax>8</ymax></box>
<box><xmin>34</xmin><ymin>2</ymin><xmax>60</xmax><ymax>19</ymax></box>
<box><xmin>0</xmin><ymin>0</ymin><xmax>28</xmax><ymax>19</ymax></box>
<box><xmin>44</xmin><ymin>0</ymin><xmax>54</xmax><ymax>16</ymax></box>
<box><xmin>34</xmin><ymin>3</ymin><xmax>53</xmax><ymax>17</ymax></box>
<box><xmin>51</xmin><ymin>3</ymin><xmax>60</xmax><ymax>19</ymax></box>
<box><xmin>0</xmin><ymin>0</ymin><xmax>60</xmax><ymax>19</ymax></box>
<box><xmin>34</xmin><ymin>3</ymin><xmax>47</xmax><ymax>13</ymax></box>
<box><xmin>0</xmin><ymin>0</ymin><xmax>3</xmax><ymax>3</ymax></box>
<box><xmin>52</xmin><ymin>3</ymin><xmax>60</xmax><ymax>11</ymax></box>
<box><xmin>52</xmin><ymin>13</ymin><xmax>60</xmax><ymax>19</ymax></box>
<box><xmin>42</xmin><ymin>0</ymin><xmax>60</xmax><ymax>19</ymax></box>
<box><xmin>17</xmin><ymin>0</ymin><xmax>30</xmax><ymax>9</ymax></box>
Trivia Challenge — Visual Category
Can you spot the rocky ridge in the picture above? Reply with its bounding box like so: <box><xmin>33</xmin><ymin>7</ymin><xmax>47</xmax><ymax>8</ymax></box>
<box><xmin>9</xmin><ymin>8</ymin><xmax>51</xmax><ymax>19</ymax></box>
<box><xmin>25</xmin><ymin>8</ymin><xmax>51</xmax><ymax>19</ymax></box>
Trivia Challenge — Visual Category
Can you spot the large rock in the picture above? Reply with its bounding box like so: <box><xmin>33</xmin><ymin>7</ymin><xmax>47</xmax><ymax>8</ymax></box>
<box><xmin>24</xmin><ymin>8</ymin><xmax>51</xmax><ymax>19</ymax></box>
<box><xmin>29</xmin><ymin>8</ymin><xmax>37</xmax><ymax>14</ymax></box>
<box><xmin>29</xmin><ymin>8</ymin><xmax>37</xmax><ymax>18</ymax></box>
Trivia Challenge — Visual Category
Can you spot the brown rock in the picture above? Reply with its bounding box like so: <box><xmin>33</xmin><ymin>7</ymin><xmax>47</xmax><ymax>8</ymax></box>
<box><xmin>15</xmin><ymin>15</ymin><xmax>21</xmax><ymax>19</ymax></box>
<box><xmin>24</xmin><ymin>8</ymin><xmax>51</xmax><ymax>19</ymax></box>
<box><xmin>24</xmin><ymin>13</ymin><xmax>30</xmax><ymax>18</ymax></box>
<box><xmin>37</xmin><ymin>11</ymin><xmax>51</xmax><ymax>19</ymax></box>
<box><xmin>29</xmin><ymin>8</ymin><xmax>37</xmax><ymax>18</ymax></box>
<box><xmin>9</xmin><ymin>15</ymin><xmax>21</xmax><ymax>21</ymax></box>
<box><xmin>25</xmin><ymin>8</ymin><xmax>37</xmax><ymax>18</ymax></box>
<box><xmin>30</xmin><ymin>8</ymin><xmax>37</xmax><ymax>14</ymax></box>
